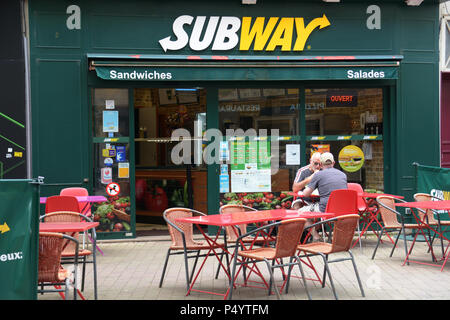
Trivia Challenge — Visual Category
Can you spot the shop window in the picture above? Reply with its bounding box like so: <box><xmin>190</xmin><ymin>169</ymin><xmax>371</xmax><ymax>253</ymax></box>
<box><xmin>305</xmin><ymin>88</ymin><xmax>384</xmax><ymax>191</ymax></box>
<box><xmin>91</xmin><ymin>88</ymin><xmax>132</xmax><ymax>234</ymax></box>
<box><xmin>134</xmin><ymin>88</ymin><xmax>207</xmax><ymax>168</ymax></box>
<box><xmin>218</xmin><ymin>88</ymin><xmax>301</xmax><ymax>210</ymax></box>
<box><xmin>92</xmin><ymin>88</ymin><xmax>129</xmax><ymax>138</ymax></box>
<box><xmin>219</xmin><ymin>88</ymin><xmax>300</xmax><ymax>135</ymax></box>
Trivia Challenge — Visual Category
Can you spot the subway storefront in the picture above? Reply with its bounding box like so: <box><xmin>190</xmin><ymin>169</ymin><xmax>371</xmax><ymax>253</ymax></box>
<box><xmin>28</xmin><ymin>0</ymin><xmax>440</xmax><ymax>239</ymax></box>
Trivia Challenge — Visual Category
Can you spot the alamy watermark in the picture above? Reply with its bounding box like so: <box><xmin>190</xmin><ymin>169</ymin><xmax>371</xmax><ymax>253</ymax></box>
<box><xmin>170</xmin><ymin>123</ymin><xmax>280</xmax><ymax>174</ymax></box>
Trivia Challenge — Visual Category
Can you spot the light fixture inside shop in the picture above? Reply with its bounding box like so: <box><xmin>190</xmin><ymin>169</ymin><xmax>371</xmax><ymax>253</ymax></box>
<box><xmin>322</xmin><ymin>0</ymin><xmax>341</xmax><ymax>2</ymax></box>
<box><xmin>242</xmin><ymin>0</ymin><xmax>257</xmax><ymax>4</ymax></box>
<box><xmin>405</xmin><ymin>0</ymin><xmax>424</xmax><ymax>5</ymax></box>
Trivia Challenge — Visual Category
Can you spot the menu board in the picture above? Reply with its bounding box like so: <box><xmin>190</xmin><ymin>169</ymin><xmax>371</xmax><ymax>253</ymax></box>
<box><xmin>230</xmin><ymin>138</ymin><xmax>271</xmax><ymax>192</ymax></box>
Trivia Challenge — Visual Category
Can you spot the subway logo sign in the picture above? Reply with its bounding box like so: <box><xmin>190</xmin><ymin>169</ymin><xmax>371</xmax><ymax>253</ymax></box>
<box><xmin>159</xmin><ymin>15</ymin><xmax>331</xmax><ymax>52</ymax></box>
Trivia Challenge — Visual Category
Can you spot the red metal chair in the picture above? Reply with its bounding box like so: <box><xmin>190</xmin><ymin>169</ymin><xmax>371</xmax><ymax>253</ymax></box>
<box><xmin>325</xmin><ymin>189</ymin><xmax>358</xmax><ymax>216</ymax></box>
<box><xmin>45</xmin><ymin>195</ymin><xmax>80</xmax><ymax>214</ymax></box>
<box><xmin>302</xmin><ymin>189</ymin><xmax>358</xmax><ymax>243</ymax></box>
<box><xmin>324</xmin><ymin>189</ymin><xmax>360</xmax><ymax>247</ymax></box>
<box><xmin>347</xmin><ymin>183</ymin><xmax>377</xmax><ymax>248</ymax></box>
<box><xmin>60</xmin><ymin>187</ymin><xmax>92</xmax><ymax>217</ymax></box>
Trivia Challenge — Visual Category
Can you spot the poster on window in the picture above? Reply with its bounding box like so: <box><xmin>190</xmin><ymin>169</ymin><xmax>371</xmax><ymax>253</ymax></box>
<box><xmin>230</xmin><ymin>139</ymin><xmax>271</xmax><ymax>192</ymax></box>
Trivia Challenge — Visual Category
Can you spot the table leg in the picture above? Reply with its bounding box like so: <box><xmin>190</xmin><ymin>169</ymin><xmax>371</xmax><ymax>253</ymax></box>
<box><xmin>185</xmin><ymin>225</ymin><xmax>231</xmax><ymax>298</ymax></box>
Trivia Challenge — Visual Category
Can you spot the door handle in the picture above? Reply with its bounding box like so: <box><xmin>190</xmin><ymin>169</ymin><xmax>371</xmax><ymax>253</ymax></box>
<box><xmin>83</xmin><ymin>178</ymin><xmax>89</xmax><ymax>183</ymax></box>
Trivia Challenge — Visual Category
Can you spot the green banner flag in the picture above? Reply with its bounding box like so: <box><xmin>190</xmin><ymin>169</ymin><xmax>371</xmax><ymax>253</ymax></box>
<box><xmin>416</xmin><ymin>164</ymin><xmax>450</xmax><ymax>200</ymax></box>
<box><xmin>0</xmin><ymin>179</ymin><xmax>40</xmax><ymax>300</ymax></box>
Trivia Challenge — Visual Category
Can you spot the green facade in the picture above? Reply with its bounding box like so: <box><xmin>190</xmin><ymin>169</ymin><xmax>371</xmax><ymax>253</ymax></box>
<box><xmin>28</xmin><ymin>0</ymin><xmax>440</xmax><ymax>220</ymax></box>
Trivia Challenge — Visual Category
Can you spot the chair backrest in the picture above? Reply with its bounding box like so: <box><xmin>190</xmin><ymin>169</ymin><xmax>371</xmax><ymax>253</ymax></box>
<box><xmin>330</xmin><ymin>214</ymin><xmax>359</xmax><ymax>253</ymax></box>
<box><xmin>60</xmin><ymin>187</ymin><xmax>91</xmax><ymax>215</ymax></box>
<box><xmin>45</xmin><ymin>195</ymin><xmax>80</xmax><ymax>214</ymax></box>
<box><xmin>163</xmin><ymin>208</ymin><xmax>201</xmax><ymax>248</ymax></box>
<box><xmin>274</xmin><ymin>218</ymin><xmax>306</xmax><ymax>259</ymax></box>
<box><xmin>219</xmin><ymin>204</ymin><xmax>257</xmax><ymax>241</ymax></box>
<box><xmin>43</xmin><ymin>211</ymin><xmax>82</xmax><ymax>253</ymax></box>
<box><xmin>38</xmin><ymin>232</ymin><xmax>65</xmax><ymax>283</ymax></box>
<box><xmin>325</xmin><ymin>189</ymin><xmax>358</xmax><ymax>216</ymax></box>
<box><xmin>376</xmin><ymin>196</ymin><xmax>401</xmax><ymax>228</ymax></box>
<box><xmin>43</xmin><ymin>211</ymin><xmax>81</xmax><ymax>223</ymax></box>
<box><xmin>413</xmin><ymin>193</ymin><xmax>439</xmax><ymax>224</ymax></box>
<box><xmin>347</xmin><ymin>183</ymin><xmax>367</xmax><ymax>212</ymax></box>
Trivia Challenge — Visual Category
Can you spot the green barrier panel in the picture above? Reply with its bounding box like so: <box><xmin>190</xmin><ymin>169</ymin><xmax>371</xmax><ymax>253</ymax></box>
<box><xmin>0</xmin><ymin>179</ymin><xmax>41</xmax><ymax>300</ymax></box>
<box><xmin>412</xmin><ymin>163</ymin><xmax>450</xmax><ymax>241</ymax></box>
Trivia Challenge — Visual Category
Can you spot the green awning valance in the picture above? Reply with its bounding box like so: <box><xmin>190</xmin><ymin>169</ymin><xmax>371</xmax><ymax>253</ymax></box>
<box><xmin>89</xmin><ymin>55</ymin><xmax>401</xmax><ymax>81</ymax></box>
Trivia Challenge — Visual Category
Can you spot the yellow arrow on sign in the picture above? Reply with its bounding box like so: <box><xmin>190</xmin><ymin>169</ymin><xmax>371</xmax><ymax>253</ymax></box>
<box><xmin>0</xmin><ymin>222</ymin><xmax>10</xmax><ymax>234</ymax></box>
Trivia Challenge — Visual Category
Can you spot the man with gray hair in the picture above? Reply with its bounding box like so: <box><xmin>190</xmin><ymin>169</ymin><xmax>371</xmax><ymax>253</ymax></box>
<box><xmin>299</xmin><ymin>152</ymin><xmax>348</xmax><ymax>241</ymax></box>
<box><xmin>292</xmin><ymin>152</ymin><xmax>322</xmax><ymax>194</ymax></box>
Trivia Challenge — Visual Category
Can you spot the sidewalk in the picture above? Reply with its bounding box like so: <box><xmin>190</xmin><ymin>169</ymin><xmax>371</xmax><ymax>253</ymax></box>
<box><xmin>37</xmin><ymin>233</ymin><xmax>450</xmax><ymax>300</ymax></box>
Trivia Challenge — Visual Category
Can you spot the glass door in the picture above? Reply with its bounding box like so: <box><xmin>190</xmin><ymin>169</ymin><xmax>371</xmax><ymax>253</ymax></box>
<box><xmin>91</xmin><ymin>88</ymin><xmax>134</xmax><ymax>239</ymax></box>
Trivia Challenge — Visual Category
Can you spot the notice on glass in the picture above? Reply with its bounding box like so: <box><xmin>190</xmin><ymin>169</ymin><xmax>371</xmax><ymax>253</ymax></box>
<box><xmin>231</xmin><ymin>168</ymin><xmax>271</xmax><ymax>193</ymax></box>
<box><xmin>118</xmin><ymin>162</ymin><xmax>129</xmax><ymax>178</ymax></box>
<box><xmin>286</xmin><ymin>144</ymin><xmax>301</xmax><ymax>165</ymax></box>
<box><xmin>230</xmin><ymin>139</ymin><xmax>272</xmax><ymax>193</ymax></box>
<box><xmin>103</xmin><ymin>111</ymin><xmax>119</xmax><ymax>133</ymax></box>
<box><xmin>219</xmin><ymin>174</ymin><xmax>230</xmax><ymax>193</ymax></box>
<box><xmin>220</xmin><ymin>141</ymin><xmax>229</xmax><ymax>161</ymax></box>
<box><xmin>105</xmin><ymin>100</ymin><xmax>115</xmax><ymax>109</ymax></box>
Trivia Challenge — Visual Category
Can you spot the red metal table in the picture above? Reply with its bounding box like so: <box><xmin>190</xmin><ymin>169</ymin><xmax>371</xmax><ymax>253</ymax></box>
<box><xmin>287</xmin><ymin>192</ymin><xmax>320</xmax><ymax>207</ymax></box>
<box><xmin>175</xmin><ymin>209</ymin><xmax>336</xmax><ymax>299</ymax></box>
<box><xmin>352</xmin><ymin>193</ymin><xmax>404</xmax><ymax>248</ymax></box>
<box><xmin>396</xmin><ymin>200</ymin><xmax>450</xmax><ymax>270</ymax></box>
<box><xmin>40</xmin><ymin>195</ymin><xmax>107</xmax><ymax>215</ymax></box>
<box><xmin>39</xmin><ymin>221</ymin><xmax>99</xmax><ymax>299</ymax></box>
<box><xmin>40</xmin><ymin>221</ymin><xmax>100</xmax><ymax>233</ymax></box>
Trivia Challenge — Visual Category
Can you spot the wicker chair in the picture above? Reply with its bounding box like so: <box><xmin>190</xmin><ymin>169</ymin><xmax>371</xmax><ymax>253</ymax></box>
<box><xmin>38</xmin><ymin>232</ymin><xmax>79</xmax><ymax>300</ymax></box>
<box><xmin>228</xmin><ymin>218</ymin><xmax>311</xmax><ymax>300</ymax></box>
<box><xmin>216</xmin><ymin>204</ymin><xmax>276</xmax><ymax>279</ymax></box>
<box><xmin>296</xmin><ymin>214</ymin><xmax>365</xmax><ymax>300</ymax></box>
<box><xmin>219</xmin><ymin>204</ymin><xmax>275</xmax><ymax>244</ymax></box>
<box><xmin>414</xmin><ymin>193</ymin><xmax>449</xmax><ymax>256</ymax></box>
<box><xmin>371</xmin><ymin>196</ymin><xmax>422</xmax><ymax>263</ymax></box>
<box><xmin>159</xmin><ymin>207</ymin><xmax>224</xmax><ymax>292</ymax></box>
<box><xmin>40</xmin><ymin>210</ymin><xmax>97</xmax><ymax>298</ymax></box>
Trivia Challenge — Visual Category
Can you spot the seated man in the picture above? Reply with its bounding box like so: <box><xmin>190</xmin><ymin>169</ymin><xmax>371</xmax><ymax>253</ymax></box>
<box><xmin>291</xmin><ymin>152</ymin><xmax>322</xmax><ymax>209</ymax></box>
<box><xmin>299</xmin><ymin>152</ymin><xmax>348</xmax><ymax>241</ymax></box>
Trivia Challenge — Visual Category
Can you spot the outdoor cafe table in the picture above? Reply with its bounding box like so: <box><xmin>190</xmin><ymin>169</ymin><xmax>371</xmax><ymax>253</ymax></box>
<box><xmin>40</xmin><ymin>195</ymin><xmax>107</xmax><ymax>214</ymax></box>
<box><xmin>287</xmin><ymin>191</ymin><xmax>320</xmax><ymax>205</ymax></box>
<box><xmin>395</xmin><ymin>200</ymin><xmax>450</xmax><ymax>270</ymax></box>
<box><xmin>175</xmin><ymin>209</ymin><xmax>337</xmax><ymax>299</ymax></box>
<box><xmin>39</xmin><ymin>221</ymin><xmax>100</xmax><ymax>299</ymax></box>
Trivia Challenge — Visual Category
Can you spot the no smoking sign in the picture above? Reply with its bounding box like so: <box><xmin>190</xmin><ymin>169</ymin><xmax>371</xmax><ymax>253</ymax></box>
<box><xmin>106</xmin><ymin>182</ymin><xmax>120</xmax><ymax>197</ymax></box>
